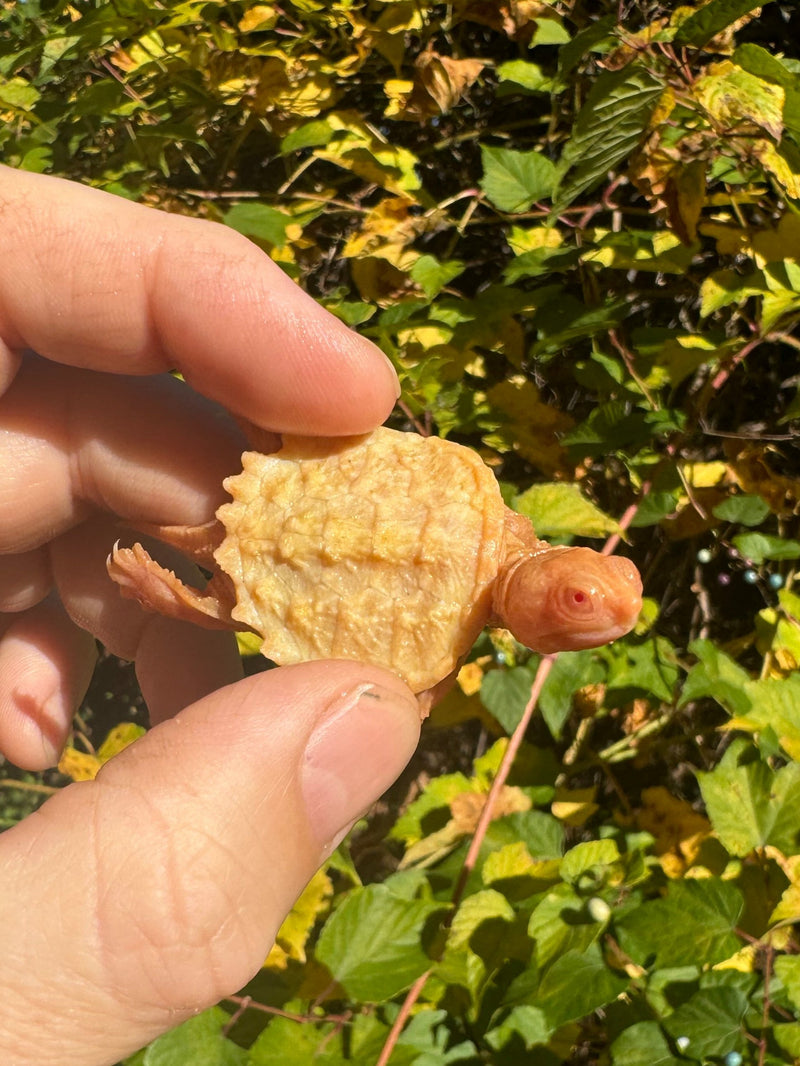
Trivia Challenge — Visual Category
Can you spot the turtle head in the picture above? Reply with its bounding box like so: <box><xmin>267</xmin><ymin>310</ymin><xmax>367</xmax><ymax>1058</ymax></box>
<box><xmin>494</xmin><ymin>547</ymin><xmax>642</xmax><ymax>654</ymax></box>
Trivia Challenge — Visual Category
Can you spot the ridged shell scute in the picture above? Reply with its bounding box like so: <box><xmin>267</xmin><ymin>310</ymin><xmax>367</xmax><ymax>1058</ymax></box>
<box><xmin>214</xmin><ymin>427</ymin><xmax>506</xmax><ymax>692</ymax></box>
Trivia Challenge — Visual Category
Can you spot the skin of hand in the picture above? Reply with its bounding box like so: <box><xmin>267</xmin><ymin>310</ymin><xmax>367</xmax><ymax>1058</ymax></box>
<box><xmin>0</xmin><ymin>166</ymin><xmax>421</xmax><ymax>1065</ymax></box>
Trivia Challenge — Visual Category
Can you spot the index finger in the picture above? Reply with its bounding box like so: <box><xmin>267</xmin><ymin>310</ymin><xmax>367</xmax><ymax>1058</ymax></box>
<box><xmin>0</xmin><ymin>166</ymin><xmax>398</xmax><ymax>435</ymax></box>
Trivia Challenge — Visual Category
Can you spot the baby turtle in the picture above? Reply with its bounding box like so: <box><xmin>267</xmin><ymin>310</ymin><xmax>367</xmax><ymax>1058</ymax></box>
<box><xmin>109</xmin><ymin>428</ymin><xmax>642</xmax><ymax>708</ymax></box>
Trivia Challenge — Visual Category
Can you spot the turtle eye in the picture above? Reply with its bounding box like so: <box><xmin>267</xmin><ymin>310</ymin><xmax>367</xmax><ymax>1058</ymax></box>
<box><xmin>560</xmin><ymin>586</ymin><xmax>595</xmax><ymax>616</ymax></box>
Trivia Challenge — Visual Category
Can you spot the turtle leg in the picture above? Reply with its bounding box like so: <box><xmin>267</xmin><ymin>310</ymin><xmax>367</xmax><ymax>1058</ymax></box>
<box><xmin>418</xmin><ymin>667</ymin><xmax>460</xmax><ymax>720</ymax></box>
<box><xmin>108</xmin><ymin>542</ymin><xmax>238</xmax><ymax>631</ymax></box>
<box><xmin>125</xmin><ymin>518</ymin><xmax>224</xmax><ymax>569</ymax></box>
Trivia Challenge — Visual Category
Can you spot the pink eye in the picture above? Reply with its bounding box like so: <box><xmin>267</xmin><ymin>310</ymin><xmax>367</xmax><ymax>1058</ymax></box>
<box><xmin>562</xmin><ymin>587</ymin><xmax>594</xmax><ymax>615</ymax></box>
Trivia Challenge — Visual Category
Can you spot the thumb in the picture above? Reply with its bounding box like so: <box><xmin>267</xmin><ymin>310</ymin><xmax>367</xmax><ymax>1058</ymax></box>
<box><xmin>0</xmin><ymin>662</ymin><xmax>420</xmax><ymax>1066</ymax></box>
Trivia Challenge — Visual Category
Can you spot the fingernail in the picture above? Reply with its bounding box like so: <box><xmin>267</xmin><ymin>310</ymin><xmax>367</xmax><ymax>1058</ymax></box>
<box><xmin>378</xmin><ymin>348</ymin><xmax>402</xmax><ymax>398</ymax></box>
<box><xmin>302</xmin><ymin>683</ymin><xmax>419</xmax><ymax>851</ymax></box>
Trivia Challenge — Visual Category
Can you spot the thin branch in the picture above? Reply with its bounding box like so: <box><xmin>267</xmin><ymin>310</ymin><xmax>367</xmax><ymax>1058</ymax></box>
<box><xmin>375</xmin><ymin>474</ymin><xmax>650</xmax><ymax>1064</ymax></box>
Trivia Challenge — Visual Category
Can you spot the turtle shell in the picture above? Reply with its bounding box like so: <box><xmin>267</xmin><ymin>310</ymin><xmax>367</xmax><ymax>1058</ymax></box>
<box><xmin>214</xmin><ymin>427</ymin><xmax>506</xmax><ymax>692</ymax></box>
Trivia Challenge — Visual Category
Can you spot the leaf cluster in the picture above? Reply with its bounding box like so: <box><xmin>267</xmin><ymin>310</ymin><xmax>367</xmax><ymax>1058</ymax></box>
<box><xmin>3</xmin><ymin>0</ymin><xmax>800</xmax><ymax>1063</ymax></box>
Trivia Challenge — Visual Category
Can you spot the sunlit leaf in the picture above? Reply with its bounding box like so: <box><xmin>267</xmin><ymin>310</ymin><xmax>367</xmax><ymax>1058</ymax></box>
<box><xmin>696</xmin><ymin>60</ymin><xmax>785</xmax><ymax>140</ymax></box>
<box><xmin>316</xmin><ymin>883</ymin><xmax>443</xmax><ymax>1001</ymax></box>
<box><xmin>512</xmin><ymin>482</ymin><xmax>622</xmax><ymax>539</ymax></box>
<box><xmin>698</xmin><ymin>740</ymin><xmax>800</xmax><ymax>856</ymax></box>
<box><xmin>616</xmin><ymin>878</ymin><xmax>743</xmax><ymax>968</ymax></box>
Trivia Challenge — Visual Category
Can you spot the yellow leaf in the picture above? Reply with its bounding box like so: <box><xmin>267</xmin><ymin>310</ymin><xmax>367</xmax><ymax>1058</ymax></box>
<box><xmin>683</xmin><ymin>460</ymin><xmax>729</xmax><ymax>488</ymax></box>
<box><xmin>385</xmin><ymin>52</ymin><xmax>484</xmax><ymax>121</ymax></box>
<box><xmin>457</xmin><ymin>661</ymin><xmax>484</xmax><ymax>696</ymax></box>
<box><xmin>316</xmin><ymin>115</ymin><xmax>421</xmax><ymax>193</ymax></box>
<box><xmin>253</xmin><ymin>58</ymin><xmax>337</xmax><ymax>118</ymax></box>
<box><xmin>751</xmin><ymin>212</ymin><xmax>800</xmax><ymax>264</ymax></box>
<box><xmin>58</xmin><ymin>722</ymin><xmax>146</xmax><ymax>782</ymax></box>
<box><xmin>695</xmin><ymin>61</ymin><xmax>785</xmax><ymax>140</ymax></box>
<box><xmin>664</xmin><ymin>157</ymin><xmax>706</xmax><ymax>244</ymax></box>
<box><xmin>350</xmin><ymin>255</ymin><xmax>416</xmax><ymax>304</ymax></box>
<box><xmin>238</xmin><ymin>5</ymin><xmax>277</xmax><ymax>32</ymax></box>
<box><xmin>482</xmin><ymin>840</ymin><xmax>535</xmax><ymax>883</ymax></box>
<box><xmin>727</xmin><ymin>443</ymin><xmax>800</xmax><ymax>518</ymax></box>
<box><xmin>770</xmin><ymin>854</ymin><xmax>800</xmax><ymax>925</ymax></box>
<box><xmin>712</xmin><ymin>944</ymin><xmax>757</xmax><ymax>973</ymax></box>
<box><xmin>753</xmin><ymin>140</ymin><xmax>800</xmax><ymax>199</ymax></box>
<box><xmin>58</xmin><ymin>747</ymin><xmax>101</xmax><ymax>782</ymax></box>
<box><xmin>452</xmin><ymin>0</ymin><xmax>548</xmax><ymax>38</ymax></box>
<box><xmin>486</xmin><ymin>376</ymin><xmax>573</xmax><ymax>476</ymax></box>
<box><xmin>508</xmin><ymin>224</ymin><xmax>563</xmax><ymax>255</ymax></box>
<box><xmin>551</xmin><ymin>786</ymin><xmax>598</xmax><ymax>827</ymax></box>
<box><xmin>96</xmin><ymin>723</ymin><xmax>146</xmax><ymax>763</ymax></box>
<box><xmin>264</xmin><ymin>868</ymin><xmax>333</xmax><ymax>969</ymax></box>
<box><xmin>451</xmin><ymin>786</ymin><xmax>531</xmax><ymax>834</ymax></box>
<box><xmin>637</xmin><ymin>786</ymin><xmax>712</xmax><ymax>877</ymax></box>
<box><xmin>236</xmin><ymin>631</ymin><xmax>263</xmax><ymax>656</ymax></box>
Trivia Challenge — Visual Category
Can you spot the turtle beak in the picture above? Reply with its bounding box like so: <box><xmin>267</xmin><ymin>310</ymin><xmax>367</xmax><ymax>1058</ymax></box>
<box><xmin>606</xmin><ymin>555</ymin><xmax>643</xmax><ymax>634</ymax></box>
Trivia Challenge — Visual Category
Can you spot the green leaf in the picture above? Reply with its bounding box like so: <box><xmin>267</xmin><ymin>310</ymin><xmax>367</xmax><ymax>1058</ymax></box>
<box><xmin>697</xmin><ymin>740</ymin><xmax>800</xmax><ymax>856</ymax></box>
<box><xmin>132</xmin><ymin>1007</ymin><xmax>245</xmax><ymax>1065</ymax></box>
<box><xmin>390</xmin><ymin>771</ymin><xmax>472</xmax><ymax>845</ymax></box>
<box><xmin>605</xmin><ymin>637</ymin><xmax>679</xmax><ymax>703</ymax></box>
<box><xmin>616</xmin><ymin>878</ymin><xmax>743</xmax><ymax>969</ymax></box>
<box><xmin>281</xmin><ymin>119</ymin><xmax>335</xmax><ymax>154</ymax></box>
<box><xmin>480</xmin><ymin>665</ymin><xmax>537</xmax><ymax>734</ymax></box>
<box><xmin>674</xmin><ymin>0</ymin><xmax>765</xmax><ymax>47</ymax></box>
<box><xmin>732</xmin><ymin>532</ymin><xmax>800</xmax><ymax>564</ymax></box>
<box><xmin>731</xmin><ymin>674</ymin><xmax>800</xmax><ymax>759</ymax></box>
<box><xmin>532</xmin><ymin>18</ymin><xmax>570</xmax><ymax>46</ymax></box>
<box><xmin>410</xmin><ymin>255</ymin><xmax>466</xmax><ymax>299</ymax></box>
<box><xmin>248</xmin><ymin>1016</ymin><xmax>337</xmax><ymax>1065</ymax></box>
<box><xmin>560</xmin><ymin>838</ymin><xmax>621</xmax><ymax>885</ymax></box>
<box><xmin>0</xmin><ymin>76</ymin><xmax>40</xmax><ymax>110</ymax></box>
<box><xmin>538</xmin><ymin>650</ymin><xmax>604</xmax><ymax>739</ymax></box>
<box><xmin>223</xmin><ymin>203</ymin><xmax>293</xmax><ymax>248</ymax></box>
<box><xmin>775</xmin><ymin>955</ymin><xmax>800</xmax><ymax>1012</ymax></box>
<box><xmin>558</xmin><ymin>15</ymin><xmax>616</xmax><ymax>77</ymax></box>
<box><xmin>530</xmin><ymin>294</ymin><xmax>629</xmax><ymax>356</ymax></box>
<box><xmin>446</xmin><ymin>888</ymin><xmax>515</xmax><ymax>952</ymax></box>
<box><xmin>512</xmin><ymin>482</ymin><xmax>622</xmax><ymax>539</ymax></box>
<box><xmin>486</xmin><ymin>1005</ymin><xmax>552</xmax><ymax>1051</ymax></box>
<box><xmin>315</xmin><ymin>883</ymin><xmax>442</xmax><ymax>1001</ymax></box>
<box><xmin>699</xmin><ymin>268</ymin><xmax>765</xmax><ymax>317</ymax></box>
<box><xmin>480</xmin><ymin>145</ymin><xmax>557</xmax><ymax>212</ymax></box>
<box><xmin>497</xmin><ymin>60</ymin><xmax>556</xmax><ymax>95</ymax></box>
<box><xmin>712</xmin><ymin>493</ymin><xmax>771</xmax><ymax>525</ymax></box>
<box><xmin>554</xmin><ymin>65</ymin><xmax>664</xmax><ymax>208</ymax></box>
<box><xmin>525</xmin><ymin>883</ymin><xmax>601</xmax><ymax>973</ymax></box>
<box><xmin>679</xmin><ymin>638</ymin><xmax>753</xmax><ymax>716</ymax></box>
<box><xmin>662</xmin><ymin>986</ymin><xmax>748</xmax><ymax>1061</ymax></box>
<box><xmin>535</xmin><ymin>943</ymin><xmax>629</xmax><ymax>1028</ymax></box>
<box><xmin>492</xmin><ymin>810</ymin><xmax>564</xmax><ymax>860</ymax></box>
<box><xmin>560</xmin><ymin>399</ymin><xmax>652</xmax><ymax>455</ymax></box>
<box><xmin>629</xmin><ymin>490</ymin><xmax>681</xmax><ymax>527</ymax></box>
<box><xmin>611</xmin><ymin>1020</ymin><xmax>682</xmax><ymax>1066</ymax></box>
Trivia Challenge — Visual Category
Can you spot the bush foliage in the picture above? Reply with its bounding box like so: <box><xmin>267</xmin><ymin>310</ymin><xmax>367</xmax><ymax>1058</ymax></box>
<box><xmin>3</xmin><ymin>1</ymin><xmax>800</xmax><ymax>1063</ymax></box>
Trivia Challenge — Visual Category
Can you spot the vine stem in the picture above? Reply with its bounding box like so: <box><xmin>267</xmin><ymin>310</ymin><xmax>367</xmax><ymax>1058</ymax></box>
<box><xmin>375</xmin><ymin>655</ymin><xmax>555</xmax><ymax>1066</ymax></box>
<box><xmin>375</xmin><ymin>482</ymin><xmax>649</xmax><ymax>1065</ymax></box>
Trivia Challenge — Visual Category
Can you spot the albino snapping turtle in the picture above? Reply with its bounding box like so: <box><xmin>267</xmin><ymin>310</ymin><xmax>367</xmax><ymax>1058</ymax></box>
<box><xmin>109</xmin><ymin>428</ymin><xmax>642</xmax><ymax>707</ymax></box>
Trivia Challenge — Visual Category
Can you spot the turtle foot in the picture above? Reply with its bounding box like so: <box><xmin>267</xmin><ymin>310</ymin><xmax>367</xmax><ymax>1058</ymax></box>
<box><xmin>108</xmin><ymin>542</ymin><xmax>236</xmax><ymax>630</ymax></box>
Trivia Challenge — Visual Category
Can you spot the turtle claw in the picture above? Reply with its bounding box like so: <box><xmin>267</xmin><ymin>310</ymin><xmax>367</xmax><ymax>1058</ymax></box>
<box><xmin>108</xmin><ymin>541</ymin><xmax>235</xmax><ymax>630</ymax></box>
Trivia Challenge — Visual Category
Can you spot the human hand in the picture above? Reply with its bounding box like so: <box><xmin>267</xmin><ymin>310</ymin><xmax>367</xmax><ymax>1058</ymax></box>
<box><xmin>0</xmin><ymin>167</ymin><xmax>420</xmax><ymax>1065</ymax></box>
